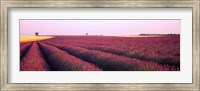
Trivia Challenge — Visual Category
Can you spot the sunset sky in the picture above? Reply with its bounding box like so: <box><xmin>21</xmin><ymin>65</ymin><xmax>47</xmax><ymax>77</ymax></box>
<box><xmin>20</xmin><ymin>20</ymin><xmax>180</xmax><ymax>36</ymax></box>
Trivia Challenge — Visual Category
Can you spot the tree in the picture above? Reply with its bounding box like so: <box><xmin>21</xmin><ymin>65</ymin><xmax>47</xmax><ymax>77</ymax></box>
<box><xmin>35</xmin><ymin>32</ymin><xmax>39</xmax><ymax>36</ymax></box>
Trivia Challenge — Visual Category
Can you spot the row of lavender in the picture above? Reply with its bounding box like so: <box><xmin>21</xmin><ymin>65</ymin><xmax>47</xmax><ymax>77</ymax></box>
<box><xmin>48</xmin><ymin>43</ymin><xmax>178</xmax><ymax>71</ymax></box>
<box><xmin>20</xmin><ymin>42</ymin><xmax>101</xmax><ymax>71</ymax></box>
<box><xmin>21</xmin><ymin>42</ymin><xmax>178</xmax><ymax>71</ymax></box>
<box><xmin>43</xmin><ymin>36</ymin><xmax>180</xmax><ymax>67</ymax></box>
<box><xmin>20</xmin><ymin>36</ymin><xmax>180</xmax><ymax>71</ymax></box>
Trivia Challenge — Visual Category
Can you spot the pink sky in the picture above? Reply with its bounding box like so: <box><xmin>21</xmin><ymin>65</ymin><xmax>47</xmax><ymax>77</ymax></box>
<box><xmin>20</xmin><ymin>20</ymin><xmax>180</xmax><ymax>36</ymax></box>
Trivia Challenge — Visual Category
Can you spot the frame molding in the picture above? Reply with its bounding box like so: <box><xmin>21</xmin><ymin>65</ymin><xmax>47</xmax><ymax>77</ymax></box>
<box><xmin>0</xmin><ymin>0</ymin><xmax>199</xmax><ymax>90</ymax></box>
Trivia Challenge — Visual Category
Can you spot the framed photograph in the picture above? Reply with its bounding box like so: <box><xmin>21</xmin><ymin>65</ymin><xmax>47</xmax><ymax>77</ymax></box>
<box><xmin>0</xmin><ymin>0</ymin><xmax>199</xmax><ymax>90</ymax></box>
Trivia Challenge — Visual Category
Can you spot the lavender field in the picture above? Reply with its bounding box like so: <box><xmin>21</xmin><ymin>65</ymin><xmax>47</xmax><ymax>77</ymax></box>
<box><xmin>20</xmin><ymin>35</ymin><xmax>180</xmax><ymax>71</ymax></box>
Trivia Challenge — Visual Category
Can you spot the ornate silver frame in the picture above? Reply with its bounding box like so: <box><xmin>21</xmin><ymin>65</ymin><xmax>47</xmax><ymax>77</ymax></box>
<box><xmin>0</xmin><ymin>0</ymin><xmax>199</xmax><ymax>90</ymax></box>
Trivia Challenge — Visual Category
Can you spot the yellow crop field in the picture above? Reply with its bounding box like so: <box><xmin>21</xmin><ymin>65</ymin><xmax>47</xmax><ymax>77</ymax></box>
<box><xmin>20</xmin><ymin>36</ymin><xmax>54</xmax><ymax>42</ymax></box>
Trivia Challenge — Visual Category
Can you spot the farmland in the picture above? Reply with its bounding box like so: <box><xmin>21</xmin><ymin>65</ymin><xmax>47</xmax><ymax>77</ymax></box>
<box><xmin>20</xmin><ymin>36</ymin><xmax>54</xmax><ymax>42</ymax></box>
<box><xmin>20</xmin><ymin>35</ymin><xmax>180</xmax><ymax>71</ymax></box>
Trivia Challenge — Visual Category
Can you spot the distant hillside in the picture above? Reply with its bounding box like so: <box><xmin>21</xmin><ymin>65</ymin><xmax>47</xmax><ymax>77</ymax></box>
<box><xmin>139</xmin><ymin>33</ymin><xmax>180</xmax><ymax>36</ymax></box>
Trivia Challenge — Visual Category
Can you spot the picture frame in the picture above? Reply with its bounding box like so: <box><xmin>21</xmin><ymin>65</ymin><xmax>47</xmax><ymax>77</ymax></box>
<box><xmin>0</xmin><ymin>0</ymin><xmax>199</xmax><ymax>90</ymax></box>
